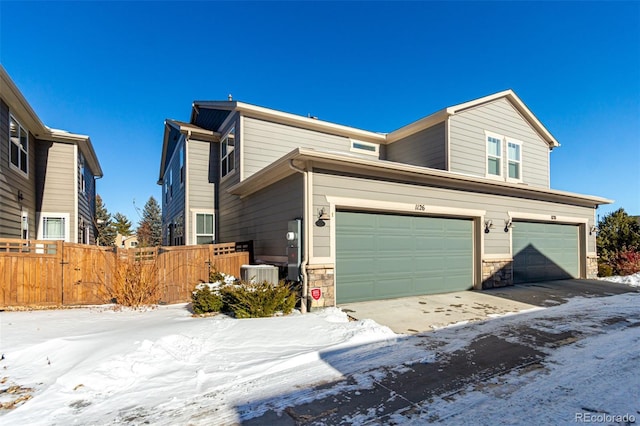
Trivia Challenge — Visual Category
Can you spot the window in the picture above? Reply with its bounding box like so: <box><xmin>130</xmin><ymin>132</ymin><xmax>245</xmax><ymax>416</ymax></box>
<box><xmin>169</xmin><ymin>169</ymin><xmax>173</xmax><ymax>198</ymax></box>
<box><xmin>486</xmin><ymin>134</ymin><xmax>502</xmax><ymax>177</ymax></box>
<box><xmin>40</xmin><ymin>214</ymin><xmax>69</xmax><ymax>241</ymax></box>
<box><xmin>195</xmin><ymin>213</ymin><xmax>214</xmax><ymax>244</ymax></box>
<box><xmin>350</xmin><ymin>139</ymin><xmax>379</xmax><ymax>156</ymax></box>
<box><xmin>507</xmin><ymin>140</ymin><xmax>522</xmax><ymax>180</ymax></box>
<box><xmin>220</xmin><ymin>127</ymin><xmax>235</xmax><ymax>178</ymax></box>
<box><xmin>9</xmin><ymin>115</ymin><xmax>28</xmax><ymax>175</ymax></box>
<box><xmin>21</xmin><ymin>212</ymin><xmax>29</xmax><ymax>240</ymax></box>
<box><xmin>180</xmin><ymin>145</ymin><xmax>184</xmax><ymax>185</ymax></box>
<box><xmin>79</xmin><ymin>154</ymin><xmax>86</xmax><ymax>194</ymax></box>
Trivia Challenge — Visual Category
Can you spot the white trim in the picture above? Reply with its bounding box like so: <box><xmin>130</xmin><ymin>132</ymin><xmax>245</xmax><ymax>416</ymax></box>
<box><xmin>483</xmin><ymin>254</ymin><xmax>513</xmax><ymax>261</ymax></box>
<box><xmin>37</xmin><ymin>212</ymin><xmax>71</xmax><ymax>242</ymax></box>
<box><xmin>445</xmin><ymin>116</ymin><xmax>451</xmax><ymax>170</ymax></box>
<box><xmin>240</xmin><ymin>115</ymin><xmax>245</xmax><ymax>181</ymax></box>
<box><xmin>191</xmin><ymin>209</ymin><xmax>215</xmax><ymax>245</ymax></box>
<box><xmin>184</xmin><ymin>137</ymin><xmax>190</xmax><ymax>244</ymax></box>
<box><xmin>8</xmin><ymin>113</ymin><xmax>29</xmax><ymax>177</ymax></box>
<box><xmin>485</xmin><ymin>130</ymin><xmax>503</xmax><ymax>179</ymax></box>
<box><xmin>506</xmin><ymin>138</ymin><xmax>523</xmax><ymax>182</ymax></box>
<box><xmin>508</xmin><ymin>211</ymin><xmax>589</xmax><ymax>225</ymax></box>
<box><xmin>220</xmin><ymin>126</ymin><xmax>237</xmax><ymax>181</ymax></box>
<box><xmin>349</xmin><ymin>139</ymin><xmax>379</xmax><ymax>156</ymax></box>
<box><xmin>324</xmin><ymin>195</ymin><xmax>485</xmax><ymax>266</ymax></box>
<box><xmin>73</xmin><ymin>145</ymin><xmax>79</xmax><ymax>243</ymax></box>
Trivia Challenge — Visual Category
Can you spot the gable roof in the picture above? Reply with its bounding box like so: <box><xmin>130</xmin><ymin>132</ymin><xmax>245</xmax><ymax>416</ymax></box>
<box><xmin>0</xmin><ymin>65</ymin><xmax>103</xmax><ymax>177</ymax></box>
<box><xmin>190</xmin><ymin>90</ymin><xmax>559</xmax><ymax>149</ymax></box>
<box><xmin>387</xmin><ymin>90</ymin><xmax>560</xmax><ymax>148</ymax></box>
<box><xmin>158</xmin><ymin>119</ymin><xmax>219</xmax><ymax>183</ymax></box>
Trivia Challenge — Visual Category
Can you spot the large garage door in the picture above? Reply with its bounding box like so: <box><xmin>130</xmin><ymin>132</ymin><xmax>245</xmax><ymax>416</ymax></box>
<box><xmin>336</xmin><ymin>211</ymin><xmax>473</xmax><ymax>303</ymax></box>
<box><xmin>512</xmin><ymin>221</ymin><xmax>580</xmax><ymax>284</ymax></box>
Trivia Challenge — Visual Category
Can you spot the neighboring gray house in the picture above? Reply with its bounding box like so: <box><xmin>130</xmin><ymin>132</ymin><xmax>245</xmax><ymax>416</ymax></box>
<box><xmin>0</xmin><ymin>65</ymin><xmax>103</xmax><ymax>244</ymax></box>
<box><xmin>158</xmin><ymin>90</ymin><xmax>611</xmax><ymax>309</ymax></box>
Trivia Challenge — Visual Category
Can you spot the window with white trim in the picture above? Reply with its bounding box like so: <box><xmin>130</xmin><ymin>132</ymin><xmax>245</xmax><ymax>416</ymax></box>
<box><xmin>9</xmin><ymin>115</ymin><xmax>28</xmax><ymax>175</ymax></box>
<box><xmin>486</xmin><ymin>134</ymin><xmax>502</xmax><ymax>177</ymax></box>
<box><xmin>79</xmin><ymin>153</ymin><xmax>86</xmax><ymax>194</ymax></box>
<box><xmin>40</xmin><ymin>214</ymin><xmax>70</xmax><ymax>241</ymax></box>
<box><xmin>179</xmin><ymin>144</ymin><xmax>184</xmax><ymax>185</ymax></box>
<box><xmin>350</xmin><ymin>139</ymin><xmax>379</xmax><ymax>156</ymax></box>
<box><xmin>194</xmin><ymin>212</ymin><xmax>214</xmax><ymax>244</ymax></box>
<box><xmin>220</xmin><ymin>127</ymin><xmax>235</xmax><ymax>178</ymax></box>
<box><xmin>507</xmin><ymin>140</ymin><xmax>522</xmax><ymax>180</ymax></box>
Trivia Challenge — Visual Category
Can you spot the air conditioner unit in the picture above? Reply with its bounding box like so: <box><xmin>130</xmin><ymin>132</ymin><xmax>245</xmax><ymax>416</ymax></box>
<box><xmin>240</xmin><ymin>265</ymin><xmax>279</xmax><ymax>285</ymax></box>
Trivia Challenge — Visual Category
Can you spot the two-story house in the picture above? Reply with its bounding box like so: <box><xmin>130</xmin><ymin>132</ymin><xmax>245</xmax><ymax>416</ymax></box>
<box><xmin>158</xmin><ymin>90</ymin><xmax>610</xmax><ymax>309</ymax></box>
<box><xmin>0</xmin><ymin>65</ymin><xmax>103</xmax><ymax>244</ymax></box>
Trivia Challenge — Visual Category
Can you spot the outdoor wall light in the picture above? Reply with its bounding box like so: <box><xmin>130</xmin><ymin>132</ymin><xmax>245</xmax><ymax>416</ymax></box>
<box><xmin>316</xmin><ymin>208</ymin><xmax>330</xmax><ymax>227</ymax></box>
<box><xmin>504</xmin><ymin>219</ymin><xmax>513</xmax><ymax>233</ymax></box>
<box><xmin>17</xmin><ymin>190</ymin><xmax>24</xmax><ymax>202</ymax></box>
<box><xmin>484</xmin><ymin>220</ymin><xmax>493</xmax><ymax>234</ymax></box>
<box><xmin>590</xmin><ymin>225</ymin><xmax>599</xmax><ymax>235</ymax></box>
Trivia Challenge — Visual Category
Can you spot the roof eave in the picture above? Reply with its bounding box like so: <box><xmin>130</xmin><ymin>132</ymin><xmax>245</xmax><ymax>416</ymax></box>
<box><xmin>229</xmin><ymin>149</ymin><xmax>611</xmax><ymax>208</ymax></box>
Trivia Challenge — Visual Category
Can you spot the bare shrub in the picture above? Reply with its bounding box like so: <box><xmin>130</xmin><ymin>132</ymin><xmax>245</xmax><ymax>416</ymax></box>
<box><xmin>106</xmin><ymin>256</ymin><xmax>160</xmax><ymax>308</ymax></box>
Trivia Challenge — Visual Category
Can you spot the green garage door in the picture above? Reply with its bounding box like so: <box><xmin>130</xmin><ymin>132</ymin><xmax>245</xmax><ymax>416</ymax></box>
<box><xmin>512</xmin><ymin>222</ymin><xmax>580</xmax><ymax>284</ymax></box>
<box><xmin>336</xmin><ymin>211</ymin><xmax>473</xmax><ymax>303</ymax></box>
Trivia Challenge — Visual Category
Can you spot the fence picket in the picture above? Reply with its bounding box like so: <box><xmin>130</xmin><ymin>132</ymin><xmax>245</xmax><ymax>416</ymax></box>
<box><xmin>0</xmin><ymin>239</ymin><xmax>250</xmax><ymax>307</ymax></box>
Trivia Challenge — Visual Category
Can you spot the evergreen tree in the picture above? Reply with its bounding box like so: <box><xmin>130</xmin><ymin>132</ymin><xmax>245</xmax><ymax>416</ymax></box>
<box><xmin>113</xmin><ymin>212</ymin><xmax>133</xmax><ymax>236</ymax></box>
<box><xmin>95</xmin><ymin>195</ymin><xmax>116</xmax><ymax>246</ymax></box>
<box><xmin>597</xmin><ymin>208</ymin><xmax>640</xmax><ymax>274</ymax></box>
<box><xmin>137</xmin><ymin>196</ymin><xmax>162</xmax><ymax>247</ymax></box>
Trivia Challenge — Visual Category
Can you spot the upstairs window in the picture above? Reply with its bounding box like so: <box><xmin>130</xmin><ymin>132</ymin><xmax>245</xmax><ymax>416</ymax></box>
<box><xmin>486</xmin><ymin>134</ymin><xmax>502</xmax><ymax>177</ymax></box>
<box><xmin>79</xmin><ymin>153</ymin><xmax>86</xmax><ymax>194</ymax></box>
<box><xmin>9</xmin><ymin>115</ymin><xmax>28</xmax><ymax>175</ymax></box>
<box><xmin>507</xmin><ymin>140</ymin><xmax>522</xmax><ymax>181</ymax></box>
<box><xmin>220</xmin><ymin>127</ymin><xmax>236</xmax><ymax>178</ymax></box>
<box><xmin>350</xmin><ymin>139</ymin><xmax>379</xmax><ymax>156</ymax></box>
<box><xmin>180</xmin><ymin>145</ymin><xmax>184</xmax><ymax>185</ymax></box>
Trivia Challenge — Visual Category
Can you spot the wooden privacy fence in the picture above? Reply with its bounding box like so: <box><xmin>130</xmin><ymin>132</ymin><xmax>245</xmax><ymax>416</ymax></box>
<box><xmin>0</xmin><ymin>239</ymin><xmax>250</xmax><ymax>307</ymax></box>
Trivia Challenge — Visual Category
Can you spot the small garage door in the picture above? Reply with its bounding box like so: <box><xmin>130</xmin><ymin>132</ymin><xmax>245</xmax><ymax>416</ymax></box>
<box><xmin>512</xmin><ymin>221</ymin><xmax>580</xmax><ymax>283</ymax></box>
<box><xmin>336</xmin><ymin>211</ymin><xmax>473</xmax><ymax>304</ymax></box>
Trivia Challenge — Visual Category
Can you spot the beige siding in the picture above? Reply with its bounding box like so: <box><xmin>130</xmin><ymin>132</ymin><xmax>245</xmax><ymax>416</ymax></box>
<box><xmin>186</xmin><ymin>139</ymin><xmax>215</xmax><ymax>243</ymax></box>
<box><xmin>219</xmin><ymin>173</ymin><xmax>303</xmax><ymax>260</ymax></box>
<box><xmin>35</xmin><ymin>141</ymin><xmax>76</xmax><ymax>240</ymax></box>
<box><xmin>242</xmin><ymin>117</ymin><xmax>371</xmax><ymax>179</ymax></box>
<box><xmin>386</xmin><ymin>122</ymin><xmax>446</xmax><ymax>169</ymax></box>
<box><xmin>449</xmin><ymin>98</ymin><xmax>550</xmax><ymax>187</ymax></box>
<box><xmin>312</xmin><ymin>171</ymin><xmax>596</xmax><ymax>258</ymax></box>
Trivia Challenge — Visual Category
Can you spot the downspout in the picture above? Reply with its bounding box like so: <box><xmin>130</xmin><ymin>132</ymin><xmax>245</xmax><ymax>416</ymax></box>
<box><xmin>289</xmin><ymin>159</ymin><xmax>309</xmax><ymax>313</ymax></box>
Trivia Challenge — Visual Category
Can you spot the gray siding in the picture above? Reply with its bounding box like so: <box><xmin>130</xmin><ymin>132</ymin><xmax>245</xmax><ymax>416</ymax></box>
<box><xmin>77</xmin><ymin>151</ymin><xmax>97</xmax><ymax>244</ymax></box>
<box><xmin>449</xmin><ymin>98</ymin><xmax>550</xmax><ymax>187</ymax></box>
<box><xmin>186</xmin><ymin>138</ymin><xmax>215</xmax><ymax>244</ymax></box>
<box><xmin>312</xmin><ymin>171</ymin><xmax>596</xmax><ymax>258</ymax></box>
<box><xmin>162</xmin><ymin>136</ymin><xmax>186</xmax><ymax>245</ymax></box>
<box><xmin>0</xmin><ymin>99</ymin><xmax>37</xmax><ymax>239</ymax></box>
<box><xmin>242</xmin><ymin>117</ymin><xmax>377</xmax><ymax>179</ymax></box>
<box><xmin>219</xmin><ymin>173</ymin><xmax>303</xmax><ymax>260</ymax></box>
<box><xmin>386</xmin><ymin>122</ymin><xmax>446</xmax><ymax>169</ymax></box>
<box><xmin>35</xmin><ymin>141</ymin><xmax>76</xmax><ymax>241</ymax></box>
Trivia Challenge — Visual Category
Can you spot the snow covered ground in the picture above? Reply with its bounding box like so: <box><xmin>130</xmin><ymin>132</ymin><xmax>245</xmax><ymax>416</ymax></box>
<box><xmin>0</xmin><ymin>273</ymin><xmax>638</xmax><ymax>425</ymax></box>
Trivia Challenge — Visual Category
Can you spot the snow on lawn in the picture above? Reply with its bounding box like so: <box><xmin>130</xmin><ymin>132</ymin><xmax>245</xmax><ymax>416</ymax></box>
<box><xmin>1</xmin><ymin>274</ymin><xmax>638</xmax><ymax>425</ymax></box>
<box><xmin>600</xmin><ymin>271</ymin><xmax>640</xmax><ymax>287</ymax></box>
<box><xmin>0</xmin><ymin>306</ymin><xmax>403</xmax><ymax>425</ymax></box>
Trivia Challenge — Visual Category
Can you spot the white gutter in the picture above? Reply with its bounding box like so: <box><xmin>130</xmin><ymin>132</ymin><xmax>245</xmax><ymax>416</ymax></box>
<box><xmin>288</xmin><ymin>159</ymin><xmax>309</xmax><ymax>314</ymax></box>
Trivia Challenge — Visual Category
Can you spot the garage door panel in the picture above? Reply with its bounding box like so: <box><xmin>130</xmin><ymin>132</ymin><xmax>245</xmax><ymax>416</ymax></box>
<box><xmin>336</xmin><ymin>212</ymin><xmax>473</xmax><ymax>303</ymax></box>
<box><xmin>513</xmin><ymin>222</ymin><xmax>579</xmax><ymax>284</ymax></box>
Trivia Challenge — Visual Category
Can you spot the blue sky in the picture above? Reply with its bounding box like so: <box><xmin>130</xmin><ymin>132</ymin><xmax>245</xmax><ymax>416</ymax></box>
<box><xmin>1</xmin><ymin>1</ymin><xmax>638</xmax><ymax>225</ymax></box>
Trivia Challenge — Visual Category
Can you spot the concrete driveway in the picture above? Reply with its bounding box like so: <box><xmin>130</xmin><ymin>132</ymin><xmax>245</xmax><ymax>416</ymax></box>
<box><xmin>339</xmin><ymin>279</ymin><xmax>636</xmax><ymax>334</ymax></box>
